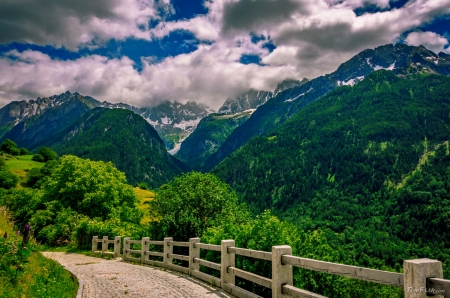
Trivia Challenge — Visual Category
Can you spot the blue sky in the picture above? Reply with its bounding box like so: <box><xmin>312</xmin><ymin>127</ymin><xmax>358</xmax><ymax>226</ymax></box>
<box><xmin>0</xmin><ymin>0</ymin><xmax>449</xmax><ymax>108</ymax></box>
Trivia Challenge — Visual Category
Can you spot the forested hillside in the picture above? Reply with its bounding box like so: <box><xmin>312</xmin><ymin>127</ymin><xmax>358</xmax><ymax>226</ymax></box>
<box><xmin>204</xmin><ymin>44</ymin><xmax>450</xmax><ymax>171</ymax></box>
<box><xmin>42</xmin><ymin>108</ymin><xmax>187</xmax><ymax>187</ymax></box>
<box><xmin>213</xmin><ymin>71</ymin><xmax>450</xmax><ymax>275</ymax></box>
<box><xmin>176</xmin><ymin>110</ymin><xmax>253</xmax><ymax>170</ymax></box>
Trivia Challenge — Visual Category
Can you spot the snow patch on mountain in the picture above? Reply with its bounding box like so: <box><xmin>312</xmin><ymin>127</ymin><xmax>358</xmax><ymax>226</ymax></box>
<box><xmin>285</xmin><ymin>87</ymin><xmax>313</xmax><ymax>102</ymax></box>
<box><xmin>173</xmin><ymin>117</ymin><xmax>202</xmax><ymax>131</ymax></box>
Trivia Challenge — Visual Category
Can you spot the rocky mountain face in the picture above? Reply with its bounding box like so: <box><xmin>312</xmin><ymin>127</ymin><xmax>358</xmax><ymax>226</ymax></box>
<box><xmin>100</xmin><ymin>100</ymin><xmax>213</xmax><ymax>151</ymax></box>
<box><xmin>218</xmin><ymin>89</ymin><xmax>272</xmax><ymax>114</ymax></box>
<box><xmin>176</xmin><ymin>79</ymin><xmax>309</xmax><ymax>167</ymax></box>
<box><xmin>0</xmin><ymin>92</ymin><xmax>212</xmax><ymax>152</ymax></box>
<box><xmin>175</xmin><ymin>109</ymin><xmax>254</xmax><ymax>170</ymax></box>
<box><xmin>273</xmin><ymin>78</ymin><xmax>309</xmax><ymax>95</ymax></box>
<box><xmin>202</xmin><ymin>43</ymin><xmax>450</xmax><ymax>171</ymax></box>
<box><xmin>43</xmin><ymin>108</ymin><xmax>187</xmax><ymax>187</ymax></box>
<box><xmin>1</xmin><ymin>92</ymin><xmax>98</xmax><ymax>149</ymax></box>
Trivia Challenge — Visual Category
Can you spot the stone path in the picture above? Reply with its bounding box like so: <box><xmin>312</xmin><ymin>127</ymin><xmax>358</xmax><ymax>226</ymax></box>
<box><xmin>42</xmin><ymin>252</ymin><xmax>233</xmax><ymax>298</ymax></box>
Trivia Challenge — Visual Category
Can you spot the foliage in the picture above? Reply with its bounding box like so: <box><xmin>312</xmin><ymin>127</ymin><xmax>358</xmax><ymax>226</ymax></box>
<box><xmin>19</xmin><ymin>148</ymin><xmax>30</xmax><ymax>155</ymax></box>
<box><xmin>37</xmin><ymin>146</ymin><xmax>58</xmax><ymax>162</ymax></box>
<box><xmin>149</xmin><ymin>172</ymin><xmax>244</xmax><ymax>241</ymax></box>
<box><xmin>1</xmin><ymin>139</ymin><xmax>18</xmax><ymax>154</ymax></box>
<box><xmin>44</xmin><ymin>108</ymin><xmax>187</xmax><ymax>187</ymax></box>
<box><xmin>0</xmin><ymin>170</ymin><xmax>19</xmax><ymax>189</ymax></box>
<box><xmin>0</xmin><ymin>207</ymin><xmax>78</xmax><ymax>297</ymax></box>
<box><xmin>26</xmin><ymin>160</ymin><xmax>59</xmax><ymax>188</ymax></box>
<box><xmin>176</xmin><ymin>111</ymin><xmax>252</xmax><ymax>170</ymax></box>
<box><xmin>0</xmin><ymin>238</ymin><xmax>33</xmax><ymax>282</ymax></box>
<box><xmin>212</xmin><ymin>72</ymin><xmax>450</xmax><ymax>280</ymax></box>
<box><xmin>32</xmin><ymin>154</ymin><xmax>45</xmax><ymax>162</ymax></box>
<box><xmin>5</xmin><ymin>155</ymin><xmax>144</xmax><ymax>246</ymax></box>
<box><xmin>202</xmin><ymin>211</ymin><xmax>402</xmax><ymax>298</ymax></box>
<box><xmin>137</xmin><ymin>182</ymin><xmax>150</xmax><ymax>190</ymax></box>
<box><xmin>26</xmin><ymin>168</ymin><xmax>43</xmax><ymax>188</ymax></box>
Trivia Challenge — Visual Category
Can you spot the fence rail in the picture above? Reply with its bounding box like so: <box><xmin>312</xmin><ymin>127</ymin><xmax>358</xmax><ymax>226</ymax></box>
<box><xmin>281</xmin><ymin>255</ymin><xmax>404</xmax><ymax>287</ymax></box>
<box><xmin>93</xmin><ymin>236</ymin><xmax>448</xmax><ymax>298</ymax></box>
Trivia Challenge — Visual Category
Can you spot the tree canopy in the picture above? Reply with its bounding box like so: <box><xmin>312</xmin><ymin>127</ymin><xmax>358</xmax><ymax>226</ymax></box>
<box><xmin>149</xmin><ymin>172</ymin><xmax>242</xmax><ymax>241</ymax></box>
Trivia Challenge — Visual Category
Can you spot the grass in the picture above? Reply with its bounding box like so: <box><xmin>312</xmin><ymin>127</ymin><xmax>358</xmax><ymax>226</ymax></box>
<box><xmin>134</xmin><ymin>187</ymin><xmax>155</xmax><ymax>225</ymax></box>
<box><xmin>0</xmin><ymin>207</ymin><xmax>78</xmax><ymax>298</ymax></box>
<box><xmin>4</xmin><ymin>154</ymin><xmax>45</xmax><ymax>188</ymax></box>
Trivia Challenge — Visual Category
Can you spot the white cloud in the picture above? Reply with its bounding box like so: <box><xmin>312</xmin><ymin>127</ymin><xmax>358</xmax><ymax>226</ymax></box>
<box><xmin>0</xmin><ymin>47</ymin><xmax>298</xmax><ymax>109</ymax></box>
<box><xmin>405</xmin><ymin>31</ymin><xmax>449</xmax><ymax>53</ymax></box>
<box><xmin>1</xmin><ymin>0</ymin><xmax>450</xmax><ymax>109</ymax></box>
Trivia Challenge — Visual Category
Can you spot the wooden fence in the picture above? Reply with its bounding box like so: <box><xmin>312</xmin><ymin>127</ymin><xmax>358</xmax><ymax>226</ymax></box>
<box><xmin>93</xmin><ymin>236</ymin><xmax>450</xmax><ymax>298</ymax></box>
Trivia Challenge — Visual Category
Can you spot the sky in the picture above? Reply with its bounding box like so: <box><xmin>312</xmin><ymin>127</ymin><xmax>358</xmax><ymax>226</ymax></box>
<box><xmin>0</xmin><ymin>0</ymin><xmax>449</xmax><ymax>109</ymax></box>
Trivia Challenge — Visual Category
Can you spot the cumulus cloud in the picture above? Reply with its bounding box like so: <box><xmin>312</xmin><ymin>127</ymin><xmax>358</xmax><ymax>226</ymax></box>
<box><xmin>1</xmin><ymin>0</ymin><xmax>450</xmax><ymax>109</ymax></box>
<box><xmin>405</xmin><ymin>31</ymin><xmax>449</xmax><ymax>53</ymax></box>
<box><xmin>0</xmin><ymin>47</ymin><xmax>298</xmax><ymax>109</ymax></box>
<box><xmin>0</xmin><ymin>0</ymin><xmax>166</xmax><ymax>49</ymax></box>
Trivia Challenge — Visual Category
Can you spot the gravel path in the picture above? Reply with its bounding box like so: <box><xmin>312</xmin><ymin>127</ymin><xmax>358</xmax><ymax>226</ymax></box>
<box><xmin>42</xmin><ymin>252</ymin><xmax>232</xmax><ymax>298</ymax></box>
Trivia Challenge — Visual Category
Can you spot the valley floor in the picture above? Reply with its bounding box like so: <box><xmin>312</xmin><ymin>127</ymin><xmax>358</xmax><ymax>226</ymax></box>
<box><xmin>42</xmin><ymin>252</ymin><xmax>231</xmax><ymax>298</ymax></box>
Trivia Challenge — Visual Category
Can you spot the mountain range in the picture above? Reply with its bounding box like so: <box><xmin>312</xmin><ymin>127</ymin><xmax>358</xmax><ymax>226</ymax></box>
<box><xmin>0</xmin><ymin>93</ymin><xmax>212</xmax><ymax>152</ymax></box>
<box><xmin>42</xmin><ymin>108</ymin><xmax>187</xmax><ymax>187</ymax></box>
<box><xmin>200</xmin><ymin>43</ymin><xmax>450</xmax><ymax>171</ymax></box>
<box><xmin>1</xmin><ymin>43</ymin><xmax>450</xmax><ymax>188</ymax></box>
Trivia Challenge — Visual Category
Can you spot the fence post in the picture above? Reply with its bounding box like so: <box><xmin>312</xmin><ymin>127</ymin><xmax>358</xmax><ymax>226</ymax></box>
<box><xmin>272</xmin><ymin>245</ymin><xmax>293</xmax><ymax>298</ymax></box>
<box><xmin>124</xmin><ymin>237</ymin><xmax>130</xmax><ymax>261</ymax></box>
<box><xmin>102</xmin><ymin>236</ymin><xmax>108</xmax><ymax>254</ymax></box>
<box><xmin>142</xmin><ymin>237</ymin><xmax>150</xmax><ymax>263</ymax></box>
<box><xmin>404</xmin><ymin>258</ymin><xmax>444</xmax><ymax>298</ymax></box>
<box><xmin>114</xmin><ymin>236</ymin><xmax>121</xmax><ymax>258</ymax></box>
<box><xmin>92</xmin><ymin>236</ymin><xmax>98</xmax><ymax>253</ymax></box>
<box><xmin>189</xmin><ymin>238</ymin><xmax>201</xmax><ymax>274</ymax></box>
<box><xmin>164</xmin><ymin>237</ymin><xmax>173</xmax><ymax>268</ymax></box>
<box><xmin>221</xmin><ymin>240</ymin><xmax>235</xmax><ymax>288</ymax></box>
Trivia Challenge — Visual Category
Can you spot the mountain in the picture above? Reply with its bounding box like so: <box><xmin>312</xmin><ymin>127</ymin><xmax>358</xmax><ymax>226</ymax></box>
<box><xmin>1</xmin><ymin>92</ymin><xmax>98</xmax><ymax>149</ymax></box>
<box><xmin>273</xmin><ymin>78</ymin><xmax>309</xmax><ymax>95</ymax></box>
<box><xmin>100</xmin><ymin>100</ymin><xmax>212</xmax><ymax>151</ymax></box>
<box><xmin>177</xmin><ymin>79</ymin><xmax>310</xmax><ymax>168</ymax></box>
<box><xmin>42</xmin><ymin>108</ymin><xmax>187</xmax><ymax>187</ymax></box>
<box><xmin>0</xmin><ymin>93</ymin><xmax>212</xmax><ymax>151</ymax></box>
<box><xmin>175</xmin><ymin>109</ymin><xmax>254</xmax><ymax>170</ymax></box>
<box><xmin>213</xmin><ymin>71</ymin><xmax>450</xmax><ymax>273</ymax></box>
<box><xmin>218</xmin><ymin>89</ymin><xmax>272</xmax><ymax>114</ymax></box>
<box><xmin>203</xmin><ymin>44</ymin><xmax>450</xmax><ymax>171</ymax></box>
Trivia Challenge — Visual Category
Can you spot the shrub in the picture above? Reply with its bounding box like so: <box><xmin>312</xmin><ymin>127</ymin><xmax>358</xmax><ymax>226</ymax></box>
<box><xmin>19</xmin><ymin>148</ymin><xmax>30</xmax><ymax>155</ymax></box>
<box><xmin>31</xmin><ymin>154</ymin><xmax>45</xmax><ymax>162</ymax></box>
<box><xmin>0</xmin><ymin>139</ymin><xmax>18</xmax><ymax>154</ymax></box>
<box><xmin>0</xmin><ymin>170</ymin><xmax>19</xmax><ymax>189</ymax></box>
<box><xmin>137</xmin><ymin>182</ymin><xmax>149</xmax><ymax>190</ymax></box>
<box><xmin>37</xmin><ymin>147</ymin><xmax>58</xmax><ymax>162</ymax></box>
<box><xmin>26</xmin><ymin>168</ymin><xmax>43</xmax><ymax>188</ymax></box>
<box><xmin>9</xmin><ymin>148</ymin><xmax>20</xmax><ymax>156</ymax></box>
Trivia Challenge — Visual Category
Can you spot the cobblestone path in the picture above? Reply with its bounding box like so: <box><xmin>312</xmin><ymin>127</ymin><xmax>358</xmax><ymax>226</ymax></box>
<box><xmin>42</xmin><ymin>252</ymin><xmax>232</xmax><ymax>298</ymax></box>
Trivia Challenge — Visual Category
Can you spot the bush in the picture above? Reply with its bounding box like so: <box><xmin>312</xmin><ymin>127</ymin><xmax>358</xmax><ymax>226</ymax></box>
<box><xmin>0</xmin><ymin>170</ymin><xmax>19</xmax><ymax>189</ymax></box>
<box><xmin>26</xmin><ymin>168</ymin><xmax>43</xmax><ymax>188</ymax></box>
<box><xmin>0</xmin><ymin>139</ymin><xmax>18</xmax><ymax>154</ymax></box>
<box><xmin>137</xmin><ymin>182</ymin><xmax>149</xmax><ymax>190</ymax></box>
<box><xmin>31</xmin><ymin>154</ymin><xmax>45</xmax><ymax>162</ymax></box>
<box><xmin>9</xmin><ymin>148</ymin><xmax>20</xmax><ymax>156</ymax></box>
<box><xmin>0</xmin><ymin>238</ymin><xmax>33</xmax><ymax>282</ymax></box>
<box><xmin>19</xmin><ymin>148</ymin><xmax>30</xmax><ymax>155</ymax></box>
<box><xmin>75</xmin><ymin>218</ymin><xmax>147</xmax><ymax>250</ymax></box>
<box><xmin>37</xmin><ymin>147</ymin><xmax>58</xmax><ymax>162</ymax></box>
